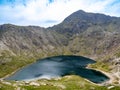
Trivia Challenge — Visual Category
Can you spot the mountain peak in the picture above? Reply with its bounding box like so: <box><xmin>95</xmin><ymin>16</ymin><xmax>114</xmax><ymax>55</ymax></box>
<box><xmin>63</xmin><ymin>10</ymin><xmax>117</xmax><ymax>24</ymax></box>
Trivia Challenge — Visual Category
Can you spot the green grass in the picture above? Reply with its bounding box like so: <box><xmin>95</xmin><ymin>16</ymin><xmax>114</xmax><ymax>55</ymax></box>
<box><xmin>0</xmin><ymin>51</ymin><xmax>119</xmax><ymax>90</ymax></box>
<box><xmin>0</xmin><ymin>56</ymin><xmax>35</xmax><ymax>78</ymax></box>
<box><xmin>88</xmin><ymin>61</ymin><xmax>111</xmax><ymax>72</ymax></box>
<box><xmin>22</xmin><ymin>85</ymin><xmax>60</xmax><ymax>90</ymax></box>
<box><xmin>0</xmin><ymin>82</ymin><xmax>14</xmax><ymax>90</ymax></box>
<box><xmin>0</xmin><ymin>75</ymin><xmax>120</xmax><ymax>90</ymax></box>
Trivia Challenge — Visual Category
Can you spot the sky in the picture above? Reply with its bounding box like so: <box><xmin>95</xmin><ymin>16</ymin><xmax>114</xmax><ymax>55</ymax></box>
<box><xmin>0</xmin><ymin>0</ymin><xmax>120</xmax><ymax>27</ymax></box>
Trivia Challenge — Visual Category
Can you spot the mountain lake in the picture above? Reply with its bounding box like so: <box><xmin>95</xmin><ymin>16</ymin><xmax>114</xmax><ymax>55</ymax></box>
<box><xmin>5</xmin><ymin>55</ymin><xmax>109</xmax><ymax>83</ymax></box>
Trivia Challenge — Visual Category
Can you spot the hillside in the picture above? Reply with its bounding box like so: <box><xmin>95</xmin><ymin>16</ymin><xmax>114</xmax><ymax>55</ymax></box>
<box><xmin>0</xmin><ymin>10</ymin><xmax>120</xmax><ymax>85</ymax></box>
<box><xmin>50</xmin><ymin>10</ymin><xmax>120</xmax><ymax>57</ymax></box>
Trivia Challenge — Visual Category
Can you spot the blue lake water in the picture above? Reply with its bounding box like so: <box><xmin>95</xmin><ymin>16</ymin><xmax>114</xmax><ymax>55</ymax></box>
<box><xmin>5</xmin><ymin>55</ymin><xmax>109</xmax><ymax>83</ymax></box>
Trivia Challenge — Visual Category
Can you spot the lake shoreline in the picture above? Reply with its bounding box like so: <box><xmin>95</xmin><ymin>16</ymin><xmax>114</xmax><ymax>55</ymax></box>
<box><xmin>0</xmin><ymin>60</ymin><xmax>37</xmax><ymax>81</ymax></box>
<box><xmin>86</xmin><ymin>66</ymin><xmax>115</xmax><ymax>85</ymax></box>
<box><xmin>1</xmin><ymin>55</ymin><xmax>112</xmax><ymax>85</ymax></box>
<box><xmin>1</xmin><ymin>67</ymin><xmax>112</xmax><ymax>86</ymax></box>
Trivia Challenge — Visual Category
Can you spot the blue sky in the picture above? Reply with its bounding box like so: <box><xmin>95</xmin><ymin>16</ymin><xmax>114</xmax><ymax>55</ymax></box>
<box><xmin>0</xmin><ymin>0</ymin><xmax>120</xmax><ymax>27</ymax></box>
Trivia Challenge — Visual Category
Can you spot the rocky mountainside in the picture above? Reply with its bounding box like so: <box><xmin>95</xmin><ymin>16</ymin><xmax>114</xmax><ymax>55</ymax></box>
<box><xmin>49</xmin><ymin>10</ymin><xmax>120</xmax><ymax>57</ymax></box>
<box><xmin>0</xmin><ymin>24</ymin><xmax>68</xmax><ymax>56</ymax></box>
<box><xmin>0</xmin><ymin>10</ymin><xmax>120</xmax><ymax>82</ymax></box>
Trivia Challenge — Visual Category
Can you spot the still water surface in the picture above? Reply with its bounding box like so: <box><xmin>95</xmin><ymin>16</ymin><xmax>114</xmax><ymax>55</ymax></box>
<box><xmin>5</xmin><ymin>55</ymin><xmax>109</xmax><ymax>83</ymax></box>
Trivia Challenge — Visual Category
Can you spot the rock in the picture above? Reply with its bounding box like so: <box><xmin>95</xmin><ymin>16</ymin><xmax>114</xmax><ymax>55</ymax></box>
<box><xmin>108</xmin><ymin>86</ymin><xmax>114</xmax><ymax>89</ymax></box>
<box><xmin>40</xmin><ymin>82</ymin><xmax>47</xmax><ymax>85</ymax></box>
<box><xmin>29</xmin><ymin>82</ymin><xmax>39</xmax><ymax>86</ymax></box>
<box><xmin>16</xmin><ymin>87</ymin><xmax>21</xmax><ymax>90</ymax></box>
<box><xmin>2</xmin><ymin>81</ymin><xmax>11</xmax><ymax>85</ymax></box>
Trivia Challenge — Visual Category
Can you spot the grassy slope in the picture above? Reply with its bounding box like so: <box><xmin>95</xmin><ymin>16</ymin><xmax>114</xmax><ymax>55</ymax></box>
<box><xmin>0</xmin><ymin>55</ymin><xmax>36</xmax><ymax>78</ymax></box>
<box><xmin>0</xmin><ymin>54</ymin><xmax>120</xmax><ymax>90</ymax></box>
<box><xmin>0</xmin><ymin>75</ymin><xmax>120</xmax><ymax>90</ymax></box>
<box><xmin>0</xmin><ymin>49</ymin><xmax>119</xmax><ymax>89</ymax></box>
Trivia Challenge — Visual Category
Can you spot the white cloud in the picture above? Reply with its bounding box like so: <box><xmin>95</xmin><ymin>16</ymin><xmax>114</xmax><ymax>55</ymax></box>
<box><xmin>0</xmin><ymin>0</ymin><xmax>120</xmax><ymax>27</ymax></box>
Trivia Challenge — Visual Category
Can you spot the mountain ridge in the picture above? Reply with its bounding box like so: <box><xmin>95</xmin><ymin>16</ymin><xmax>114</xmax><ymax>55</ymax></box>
<box><xmin>1</xmin><ymin>10</ymin><xmax>120</xmax><ymax>57</ymax></box>
<box><xmin>0</xmin><ymin>10</ymin><xmax>120</xmax><ymax>83</ymax></box>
